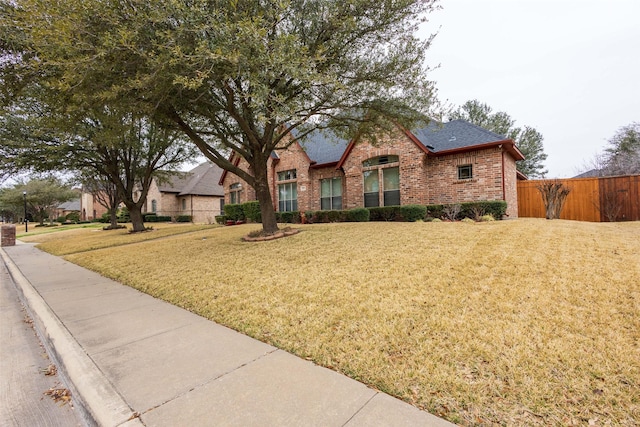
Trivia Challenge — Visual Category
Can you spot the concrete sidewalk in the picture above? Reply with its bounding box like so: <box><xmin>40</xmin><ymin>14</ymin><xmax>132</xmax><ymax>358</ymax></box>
<box><xmin>1</xmin><ymin>243</ymin><xmax>455</xmax><ymax>427</ymax></box>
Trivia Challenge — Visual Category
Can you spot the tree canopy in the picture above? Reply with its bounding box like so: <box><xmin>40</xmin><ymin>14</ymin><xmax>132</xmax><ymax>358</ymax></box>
<box><xmin>0</xmin><ymin>178</ymin><xmax>77</xmax><ymax>225</ymax></box>
<box><xmin>2</xmin><ymin>0</ymin><xmax>441</xmax><ymax>233</ymax></box>
<box><xmin>450</xmin><ymin>100</ymin><xmax>548</xmax><ymax>178</ymax></box>
<box><xmin>603</xmin><ymin>122</ymin><xmax>640</xmax><ymax>176</ymax></box>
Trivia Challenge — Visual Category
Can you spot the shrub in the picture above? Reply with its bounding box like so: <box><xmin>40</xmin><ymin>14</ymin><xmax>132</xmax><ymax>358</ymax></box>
<box><xmin>65</xmin><ymin>212</ymin><xmax>80</xmax><ymax>222</ymax></box>
<box><xmin>215</xmin><ymin>215</ymin><xmax>227</xmax><ymax>225</ymax></box>
<box><xmin>241</xmin><ymin>201</ymin><xmax>262</xmax><ymax>223</ymax></box>
<box><xmin>224</xmin><ymin>204</ymin><xmax>245</xmax><ymax>221</ymax></box>
<box><xmin>347</xmin><ymin>208</ymin><xmax>370</xmax><ymax>222</ymax></box>
<box><xmin>176</xmin><ymin>215</ymin><xmax>192</xmax><ymax>222</ymax></box>
<box><xmin>368</xmin><ymin>206</ymin><xmax>398</xmax><ymax>221</ymax></box>
<box><xmin>461</xmin><ymin>217</ymin><xmax>475</xmax><ymax>223</ymax></box>
<box><xmin>276</xmin><ymin>211</ymin><xmax>300</xmax><ymax>224</ymax></box>
<box><xmin>442</xmin><ymin>204</ymin><xmax>461</xmax><ymax>221</ymax></box>
<box><xmin>306</xmin><ymin>210</ymin><xmax>346</xmax><ymax>223</ymax></box>
<box><xmin>399</xmin><ymin>205</ymin><xmax>427</xmax><ymax>222</ymax></box>
<box><xmin>480</xmin><ymin>214</ymin><xmax>495</xmax><ymax>222</ymax></box>
<box><xmin>144</xmin><ymin>214</ymin><xmax>158</xmax><ymax>222</ymax></box>
<box><xmin>431</xmin><ymin>218</ymin><xmax>442</xmax><ymax>223</ymax></box>
<box><xmin>426</xmin><ymin>204</ymin><xmax>444</xmax><ymax>220</ymax></box>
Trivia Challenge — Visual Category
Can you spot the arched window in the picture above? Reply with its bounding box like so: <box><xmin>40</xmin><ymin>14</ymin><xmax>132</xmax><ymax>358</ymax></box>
<box><xmin>362</xmin><ymin>156</ymin><xmax>400</xmax><ymax>207</ymax></box>
<box><xmin>151</xmin><ymin>199</ymin><xmax>157</xmax><ymax>213</ymax></box>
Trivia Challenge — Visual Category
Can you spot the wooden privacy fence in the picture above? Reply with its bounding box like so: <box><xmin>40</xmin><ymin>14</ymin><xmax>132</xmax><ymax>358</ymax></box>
<box><xmin>517</xmin><ymin>175</ymin><xmax>640</xmax><ymax>222</ymax></box>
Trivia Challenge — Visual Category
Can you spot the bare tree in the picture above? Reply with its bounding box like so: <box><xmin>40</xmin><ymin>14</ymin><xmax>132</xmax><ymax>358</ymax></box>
<box><xmin>537</xmin><ymin>181</ymin><xmax>571</xmax><ymax>220</ymax></box>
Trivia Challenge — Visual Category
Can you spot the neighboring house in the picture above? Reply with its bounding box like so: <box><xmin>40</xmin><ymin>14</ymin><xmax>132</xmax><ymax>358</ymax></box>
<box><xmin>56</xmin><ymin>198</ymin><xmax>81</xmax><ymax>219</ymax></box>
<box><xmin>573</xmin><ymin>169</ymin><xmax>604</xmax><ymax>178</ymax></box>
<box><xmin>144</xmin><ymin>161</ymin><xmax>225</xmax><ymax>223</ymax></box>
<box><xmin>219</xmin><ymin>119</ymin><xmax>525</xmax><ymax>218</ymax></box>
<box><xmin>79</xmin><ymin>192</ymin><xmax>109</xmax><ymax>221</ymax></box>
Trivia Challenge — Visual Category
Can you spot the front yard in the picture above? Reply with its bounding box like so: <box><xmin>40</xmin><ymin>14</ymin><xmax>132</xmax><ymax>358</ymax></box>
<box><xmin>25</xmin><ymin>219</ymin><xmax>640</xmax><ymax>426</ymax></box>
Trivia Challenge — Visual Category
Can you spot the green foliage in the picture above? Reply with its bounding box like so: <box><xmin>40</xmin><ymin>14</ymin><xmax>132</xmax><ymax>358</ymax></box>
<box><xmin>305</xmin><ymin>210</ymin><xmax>347</xmax><ymax>223</ymax></box>
<box><xmin>117</xmin><ymin>207</ymin><xmax>130</xmax><ymax>223</ymax></box>
<box><xmin>276</xmin><ymin>211</ymin><xmax>301</xmax><ymax>224</ymax></box>
<box><xmin>459</xmin><ymin>201</ymin><xmax>507</xmax><ymax>221</ymax></box>
<box><xmin>451</xmin><ymin>99</ymin><xmax>548</xmax><ymax>178</ymax></box>
<box><xmin>368</xmin><ymin>206</ymin><xmax>398</xmax><ymax>221</ymax></box>
<box><xmin>144</xmin><ymin>214</ymin><xmax>171</xmax><ymax>222</ymax></box>
<box><xmin>346</xmin><ymin>208</ymin><xmax>370</xmax><ymax>222</ymax></box>
<box><xmin>3</xmin><ymin>0</ymin><xmax>440</xmax><ymax>234</ymax></box>
<box><xmin>481</xmin><ymin>214</ymin><xmax>496</xmax><ymax>222</ymax></box>
<box><xmin>399</xmin><ymin>205</ymin><xmax>427</xmax><ymax>222</ymax></box>
<box><xmin>224</xmin><ymin>204</ymin><xmax>245</xmax><ymax>221</ymax></box>
<box><xmin>215</xmin><ymin>215</ymin><xmax>227</xmax><ymax>225</ymax></box>
<box><xmin>176</xmin><ymin>215</ymin><xmax>192</xmax><ymax>222</ymax></box>
<box><xmin>65</xmin><ymin>212</ymin><xmax>80</xmax><ymax>223</ymax></box>
<box><xmin>241</xmin><ymin>201</ymin><xmax>262</xmax><ymax>223</ymax></box>
<box><xmin>602</xmin><ymin>122</ymin><xmax>640</xmax><ymax>175</ymax></box>
<box><xmin>0</xmin><ymin>178</ymin><xmax>76</xmax><ymax>225</ymax></box>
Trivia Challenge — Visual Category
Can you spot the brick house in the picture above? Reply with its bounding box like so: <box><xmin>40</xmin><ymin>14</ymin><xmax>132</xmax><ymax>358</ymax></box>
<box><xmin>219</xmin><ymin>120</ymin><xmax>525</xmax><ymax>218</ymax></box>
<box><xmin>144</xmin><ymin>161</ymin><xmax>225</xmax><ymax>223</ymax></box>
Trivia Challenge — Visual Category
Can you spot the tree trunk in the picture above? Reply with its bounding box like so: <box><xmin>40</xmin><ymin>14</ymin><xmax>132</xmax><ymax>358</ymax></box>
<box><xmin>108</xmin><ymin>208</ymin><xmax>118</xmax><ymax>229</ymax></box>
<box><xmin>252</xmin><ymin>160</ymin><xmax>279</xmax><ymax>234</ymax></box>
<box><xmin>127</xmin><ymin>203</ymin><xmax>146</xmax><ymax>232</ymax></box>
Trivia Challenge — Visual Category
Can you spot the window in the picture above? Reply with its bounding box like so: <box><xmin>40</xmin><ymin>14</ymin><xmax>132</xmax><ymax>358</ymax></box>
<box><xmin>278</xmin><ymin>182</ymin><xmax>297</xmax><ymax>211</ymax></box>
<box><xmin>320</xmin><ymin>177</ymin><xmax>342</xmax><ymax>210</ymax></box>
<box><xmin>363</xmin><ymin>170</ymin><xmax>379</xmax><ymax>207</ymax></box>
<box><xmin>363</xmin><ymin>155</ymin><xmax>399</xmax><ymax>167</ymax></box>
<box><xmin>151</xmin><ymin>199</ymin><xmax>157</xmax><ymax>213</ymax></box>
<box><xmin>363</xmin><ymin>155</ymin><xmax>400</xmax><ymax>207</ymax></box>
<box><xmin>383</xmin><ymin>167</ymin><xmax>400</xmax><ymax>206</ymax></box>
<box><xmin>458</xmin><ymin>165</ymin><xmax>473</xmax><ymax>180</ymax></box>
<box><xmin>219</xmin><ymin>199</ymin><xmax>225</xmax><ymax>215</ymax></box>
<box><xmin>229</xmin><ymin>183</ymin><xmax>241</xmax><ymax>204</ymax></box>
<box><xmin>277</xmin><ymin>169</ymin><xmax>297</xmax><ymax>181</ymax></box>
<box><xmin>181</xmin><ymin>198</ymin><xmax>186</xmax><ymax>210</ymax></box>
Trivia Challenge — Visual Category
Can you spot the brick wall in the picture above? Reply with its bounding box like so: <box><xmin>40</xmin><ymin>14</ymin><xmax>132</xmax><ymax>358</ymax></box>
<box><xmin>221</xmin><ymin>132</ymin><xmax>520</xmax><ymax>215</ymax></box>
<box><xmin>1</xmin><ymin>224</ymin><xmax>16</xmax><ymax>247</ymax></box>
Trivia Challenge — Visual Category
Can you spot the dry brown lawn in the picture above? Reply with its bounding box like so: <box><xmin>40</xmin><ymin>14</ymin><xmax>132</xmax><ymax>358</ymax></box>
<box><xmin>28</xmin><ymin>219</ymin><xmax>640</xmax><ymax>426</ymax></box>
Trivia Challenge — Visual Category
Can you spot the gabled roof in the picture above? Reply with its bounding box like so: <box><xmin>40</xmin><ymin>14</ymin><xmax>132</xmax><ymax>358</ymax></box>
<box><xmin>297</xmin><ymin>129</ymin><xmax>350</xmax><ymax>166</ymax></box>
<box><xmin>58</xmin><ymin>199</ymin><xmax>81</xmax><ymax>211</ymax></box>
<box><xmin>411</xmin><ymin>119</ymin><xmax>508</xmax><ymax>152</ymax></box>
<box><xmin>159</xmin><ymin>162</ymin><xmax>224</xmax><ymax>197</ymax></box>
<box><xmin>337</xmin><ymin>119</ymin><xmax>524</xmax><ymax>168</ymax></box>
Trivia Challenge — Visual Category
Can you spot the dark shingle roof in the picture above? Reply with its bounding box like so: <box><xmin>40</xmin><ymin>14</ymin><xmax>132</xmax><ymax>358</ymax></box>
<box><xmin>573</xmin><ymin>169</ymin><xmax>602</xmax><ymax>178</ymax></box>
<box><xmin>158</xmin><ymin>162</ymin><xmax>224</xmax><ymax>197</ymax></box>
<box><xmin>411</xmin><ymin>119</ymin><xmax>508</xmax><ymax>152</ymax></box>
<box><xmin>297</xmin><ymin>129</ymin><xmax>350</xmax><ymax>165</ymax></box>
<box><xmin>58</xmin><ymin>199</ymin><xmax>80</xmax><ymax>211</ymax></box>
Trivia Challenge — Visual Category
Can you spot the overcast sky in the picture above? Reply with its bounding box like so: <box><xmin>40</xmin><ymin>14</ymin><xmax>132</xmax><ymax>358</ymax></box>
<box><xmin>421</xmin><ymin>0</ymin><xmax>640</xmax><ymax>178</ymax></box>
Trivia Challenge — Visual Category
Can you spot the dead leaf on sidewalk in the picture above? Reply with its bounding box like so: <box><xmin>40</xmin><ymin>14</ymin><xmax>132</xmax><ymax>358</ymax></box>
<box><xmin>44</xmin><ymin>387</ymin><xmax>71</xmax><ymax>406</ymax></box>
<box><xmin>40</xmin><ymin>364</ymin><xmax>57</xmax><ymax>376</ymax></box>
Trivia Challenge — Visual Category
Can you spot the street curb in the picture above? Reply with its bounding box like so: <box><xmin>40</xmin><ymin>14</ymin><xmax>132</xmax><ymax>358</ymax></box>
<box><xmin>0</xmin><ymin>247</ymin><xmax>143</xmax><ymax>427</ymax></box>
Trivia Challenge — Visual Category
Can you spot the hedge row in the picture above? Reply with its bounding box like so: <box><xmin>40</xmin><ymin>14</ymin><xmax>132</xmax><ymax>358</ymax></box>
<box><xmin>219</xmin><ymin>200</ymin><xmax>507</xmax><ymax>224</ymax></box>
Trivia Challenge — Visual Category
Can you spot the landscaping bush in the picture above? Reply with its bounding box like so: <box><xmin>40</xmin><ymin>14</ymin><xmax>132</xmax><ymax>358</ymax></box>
<box><xmin>399</xmin><ymin>205</ymin><xmax>427</xmax><ymax>222</ymax></box>
<box><xmin>426</xmin><ymin>204</ymin><xmax>444</xmax><ymax>220</ymax></box>
<box><xmin>144</xmin><ymin>214</ymin><xmax>158</xmax><ymax>222</ymax></box>
<box><xmin>481</xmin><ymin>214</ymin><xmax>495</xmax><ymax>222</ymax></box>
<box><xmin>224</xmin><ymin>204</ymin><xmax>245</xmax><ymax>221</ymax></box>
<box><xmin>65</xmin><ymin>212</ymin><xmax>80</xmax><ymax>222</ymax></box>
<box><xmin>176</xmin><ymin>215</ymin><xmax>192</xmax><ymax>222</ymax></box>
<box><xmin>241</xmin><ymin>201</ymin><xmax>262</xmax><ymax>223</ymax></box>
<box><xmin>215</xmin><ymin>215</ymin><xmax>227</xmax><ymax>225</ymax></box>
<box><xmin>347</xmin><ymin>208</ymin><xmax>370</xmax><ymax>222</ymax></box>
<box><xmin>459</xmin><ymin>201</ymin><xmax>507</xmax><ymax>220</ymax></box>
<box><xmin>276</xmin><ymin>211</ymin><xmax>300</xmax><ymax>224</ymax></box>
<box><xmin>368</xmin><ymin>206</ymin><xmax>399</xmax><ymax>221</ymax></box>
<box><xmin>305</xmin><ymin>210</ymin><xmax>346</xmax><ymax>223</ymax></box>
